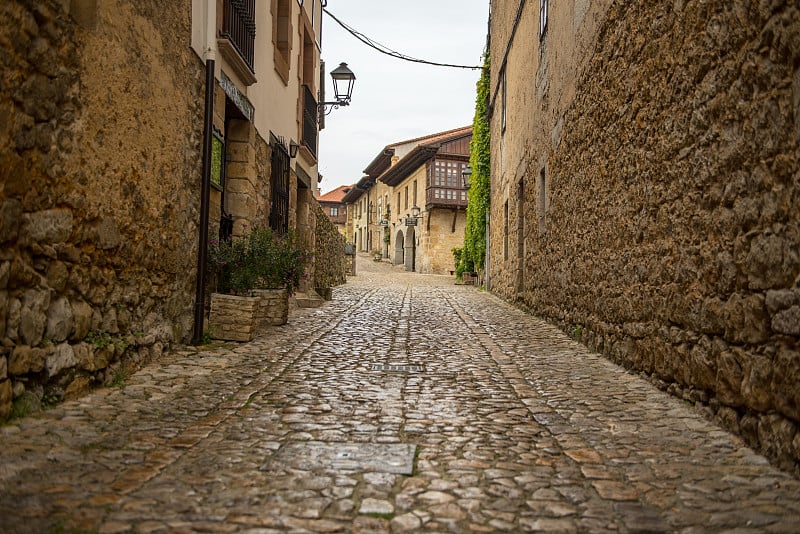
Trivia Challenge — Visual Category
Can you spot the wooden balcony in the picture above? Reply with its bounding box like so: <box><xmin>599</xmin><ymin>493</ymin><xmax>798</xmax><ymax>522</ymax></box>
<box><xmin>426</xmin><ymin>187</ymin><xmax>468</xmax><ymax>209</ymax></box>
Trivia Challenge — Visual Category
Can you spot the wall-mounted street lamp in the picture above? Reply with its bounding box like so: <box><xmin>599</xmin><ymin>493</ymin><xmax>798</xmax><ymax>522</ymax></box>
<box><xmin>462</xmin><ymin>164</ymin><xmax>472</xmax><ymax>189</ymax></box>
<box><xmin>289</xmin><ymin>140</ymin><xmax>299</xmax><ymax>158</ymax></box>
<box><xmin>404</xmin><ymin>204</ymin><xmax>421</xmax><ymax>227</ymax></box>
<box><xmin>319</xmin><ymin>62</ymin><xmax>356</xmax><ymax>116</ymax></box>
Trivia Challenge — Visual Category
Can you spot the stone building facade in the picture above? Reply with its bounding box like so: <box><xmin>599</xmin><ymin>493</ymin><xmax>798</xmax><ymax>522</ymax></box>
<box><xmin>0</xmin><ymin>0</ymin><xmax>341</xmax><ymax>418</ymax></box>
<box><xmin>489</xmin><ymin>0</ymin><xmax>800</xmax><ymax>473</ymax></box>
<box><xmin>0</xmin><ymin>0</ymin><xmax>206</xmax><ymax>417</ymax></box>
<box><xmin>191</xmin><ymin>0</ymin><xmax>327</xmax><ymax>293</ymax></box>
<box><xmin>351</xmin><ymin>127</ymin><xmax>472</xmax><ymax>274</ymax></box>
<box><xmin>318</xmin><ymin>184</ymin><xmax>352</xmax><ymax>237</ymax></box>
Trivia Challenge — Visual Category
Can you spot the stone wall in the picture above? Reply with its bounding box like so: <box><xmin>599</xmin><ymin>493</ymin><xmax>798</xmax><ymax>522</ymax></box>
<box><xmin>419</xmin><ymin>208</ymin><xmax>467</xmax><ymax>275</ymax></box>
<box><xmin>313</xmin><ymin>203</ymin><xmax>347</xmax><ymax>291</ymax></box>
<box><xmin>0</xmin><ymin>0</ymin><xmax>205</xmax><ymax>418</ymax></box>
<box><xmin>491</xmin><ymin>0</ymin><xmax>800</xmax><ymax>473</ymax></box>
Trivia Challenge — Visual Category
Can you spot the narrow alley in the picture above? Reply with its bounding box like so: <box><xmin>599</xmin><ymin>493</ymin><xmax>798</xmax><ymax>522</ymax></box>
<box><xmin>1</xmin><ymin>257</ymin><xmax>799</xmax><ymax>533</ymax></box>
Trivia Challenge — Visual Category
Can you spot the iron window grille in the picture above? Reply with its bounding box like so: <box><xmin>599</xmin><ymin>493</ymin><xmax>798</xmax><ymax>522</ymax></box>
<box><xmin>269</xmin><ymin>134</ymin><xmax>290</xmax><ymax>234</ymax></box>
<box><xmin>221</xmin><ymin>0</ymin><xmax>256</xmax><ymax>72</ymax></box>
<box><xmin>302</xmin><ymin>84</ymin><xmax>318</xmax><ymax>158</ymax></box>
<box><xmin>539</xmin><ymin>0</ymin><xmax>548</xmax><ymax>40</ymax></box>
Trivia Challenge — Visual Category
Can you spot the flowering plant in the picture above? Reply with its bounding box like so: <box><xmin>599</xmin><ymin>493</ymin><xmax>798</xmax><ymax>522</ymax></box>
<box><xmin>207</xmin><ymin>227</ymin><xmax>312</xmax><ymax>296</ymax></box>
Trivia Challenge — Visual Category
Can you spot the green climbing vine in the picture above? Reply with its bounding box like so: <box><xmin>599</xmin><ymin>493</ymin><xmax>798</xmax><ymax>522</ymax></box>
<box><xmin>462</xmin><ymin>52</ymin><xmax>491</xmax><ymax>275</ymax></box>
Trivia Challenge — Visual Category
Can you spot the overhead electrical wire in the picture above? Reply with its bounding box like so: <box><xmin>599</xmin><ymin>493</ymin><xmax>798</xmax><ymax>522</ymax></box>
<box><xmin>323</xmin><ymin>7</ymin><xmax>482</xmax><ymax>70</ymax></box>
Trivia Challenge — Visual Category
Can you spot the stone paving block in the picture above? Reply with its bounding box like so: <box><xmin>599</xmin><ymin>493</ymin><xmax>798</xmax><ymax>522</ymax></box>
<box><xmin>266</xmin><ymin>441</ymin><xmax>417</xmax><ymax>475</ymax></box>
<box><xmin>0</xmin><ymin>257</ymin><xmax>799</xmax><ymax>533</ymax></box>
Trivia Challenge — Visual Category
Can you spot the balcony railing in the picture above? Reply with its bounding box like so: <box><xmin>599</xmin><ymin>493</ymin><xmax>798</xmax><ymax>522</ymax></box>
<box><xmin>302</xmin><ymin>85</ymin><xmax>318</xmax><ymax>158</ymax></box>
<box><xmin>221</xmin><ymin>0</ymin><xmax>256</xmax><ymax>73</ymax></box>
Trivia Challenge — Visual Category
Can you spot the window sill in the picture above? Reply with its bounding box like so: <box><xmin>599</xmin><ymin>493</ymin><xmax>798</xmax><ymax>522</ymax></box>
<box><xmin>218</xmin><ymin>38</ymin><xmax>257</xmax><ymax>87</ymax></box>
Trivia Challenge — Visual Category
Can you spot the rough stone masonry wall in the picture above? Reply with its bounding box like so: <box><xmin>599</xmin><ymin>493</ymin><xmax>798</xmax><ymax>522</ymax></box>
<box><xmin>517</xmin><ymin>1</ymin><xmax>800</xmax><ymax>473</ymax></box>
<box><xmin>0</xmin><ymin>0</ymin><xmax>205</xmax><ymax>418</ymax></box>
<box><xmin>313</xmin><ymin>202</ymin><xmax>347</xmax><ymax>292</ymax></box>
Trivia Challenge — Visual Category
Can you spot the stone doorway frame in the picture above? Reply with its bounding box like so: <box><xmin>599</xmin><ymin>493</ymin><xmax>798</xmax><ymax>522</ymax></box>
<box><xmin>404</xmin><ymin>226</ymin><xmax>416</xmax><ymax>272</ymax></box>
<box><xmin>394</xmin><ymin>229</ymin><xmax>405</xmax><ymax>265</ymax></box>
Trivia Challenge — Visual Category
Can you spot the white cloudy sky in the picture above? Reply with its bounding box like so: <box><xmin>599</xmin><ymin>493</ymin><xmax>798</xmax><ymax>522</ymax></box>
<box><xmin>316</xmin><ymin>0</ymin><xmax>490</xmax><ymax>193</ymax></box>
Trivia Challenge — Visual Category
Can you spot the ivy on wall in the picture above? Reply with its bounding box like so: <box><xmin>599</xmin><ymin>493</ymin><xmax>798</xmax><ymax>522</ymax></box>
<box><xmin>462</xmin><ymin>53</ymin><xmax>491</xmax><ymax>274</ymax></box>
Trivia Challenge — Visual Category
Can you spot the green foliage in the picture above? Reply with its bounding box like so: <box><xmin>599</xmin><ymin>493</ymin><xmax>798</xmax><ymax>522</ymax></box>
<box><xmin>49</xmin><ymin>520</ymin><xmax>98</xmax><ymax>534</ymax></box>
<box><xmin>9</xmin><ymin>392</ymin><xmax>41</xmax><ymax>420</ymax></box>
<box><xmin>452</xmin><ymin>246</ymin><xmax>473</xmax><ymax>280</ymax></box>
<box><xmin>463</xmin><ymin>53</ymin><xmax>491</xmax><ymax>275</ymax></box>
<box><xmin>207</xmin><ymin>227</ymin><xmax>313</xmax><ymax>296</ymax></box>
<box><xmin>572</xmin><ymin>325</ymin><xmax>584</xmax><ymax>341</ymax></box>
<box><xmin>86</xmin><ymin>330</ymin><xmax>129</xmax><ymax>353</ymax></box>
<box><xmin>202</xmin><ymin>327</ymin><xmax>214</xmax><ymax>345</ymax></box>
<box><xmin>86</xmin><ymin>330</ymin><xmax>112</xmax><ymax>349</ymax></box>
<box><xmin>110</xmin><ymin>366</ymin><xmax>130</xmax><ymax>389</ymax></box>
<box><xmin>451</xmin><ymin>247</ymin><xmax>463</xmax><ymax>271</ymax></box>
<box><xmin>365</xmin><ymin>513</ymin><xmax>395</xmax><ymax>520</ymax></box>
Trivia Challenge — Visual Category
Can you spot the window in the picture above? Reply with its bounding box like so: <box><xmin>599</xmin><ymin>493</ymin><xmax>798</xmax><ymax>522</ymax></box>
<box><xmin>221</xmin><ymin>0</ymin><xmax>256</xmax><ymax>73</ymax></box>
<box><xmin>272</xmin><ymin>0</ymin><xmax>292</xmax><ymax>83</ymax></box>
<box><xmin>539</xmin><ymin>0</ymin><xmax>548</xmax><ymax>40</ymax></box>
<box><xmin>404</xmin><ymin>186</ymin><xmax>409</xmax><ymax>210</ymax></box>
<box><xmin>269</xmin><ymin>135</ymin><xmax>290</xmax><ymax>234</ymax></box>
<box><xmin>503</xmin><ymin>200</ymin><xmax>509</xmax><ymax>261</ymax></box>
<box><xmin>330</xmin><ymin>207</ymin><xmax>338</xmax><ymax>217</ymax></box>
<box><xmin>537</xmin><ymin>167</ymin><xmax>547</xmax><ymax>236</ymax></box>
<box><xmin>299</xmin><ymin>13</ymin><xmax>317</xmax><ymax>154</ymax></box>
<box><xmin>377</xmin><ymin>197</ymin><xmax>383</xmax><ymax>220</ymax></box>
<box><xmin>501</xmin><ymin>67</ymin><xmax>507</xmax><ymax>133</ymax></box>
<box><xmin>217</xmin><ymin>0</ymin><xmax>257</xmax><ymax>85</ymax></box>
<box><xmin>302</xmin><ymin>85</ymin><xmax>317</xmax><ymax>158</ymax></box>
<box><xmin>433</xmin><ymin>160</ymin><xmax>463</xmax><ymax>187</ymax></box>
<box><xmin>413</xmin><ymin>180</ymin><xmax>417</xmax><ymax>207</ymax></box>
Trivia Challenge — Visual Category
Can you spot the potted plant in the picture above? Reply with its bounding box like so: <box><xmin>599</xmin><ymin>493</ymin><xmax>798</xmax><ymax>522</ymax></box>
<box><xmin>372</xmin><ymin>248</ymin><xmax>382</xmax><ymax>261</ymax></box>
<box><xmin>206</xmin><ymin>227</ymin><xmax>312</xmax><ymax>340</ymax></box>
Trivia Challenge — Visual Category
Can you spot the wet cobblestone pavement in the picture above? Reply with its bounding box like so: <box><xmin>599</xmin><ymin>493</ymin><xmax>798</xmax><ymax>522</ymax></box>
<box><xmin>2</xmin><ymin>257</ymin><xmax>800</xmax><ymax>533</ymax></box>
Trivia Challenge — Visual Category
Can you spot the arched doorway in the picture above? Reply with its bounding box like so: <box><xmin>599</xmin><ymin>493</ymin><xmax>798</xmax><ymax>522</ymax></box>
<box><xmin>404</xmin><ymin>226</ymin><xmax>416</xmax><ymax>272</ymax></box>
<box><xmin>394</xmin><ymin>229</ymin><xmax>404</xmax><ymax>265</ymax></box>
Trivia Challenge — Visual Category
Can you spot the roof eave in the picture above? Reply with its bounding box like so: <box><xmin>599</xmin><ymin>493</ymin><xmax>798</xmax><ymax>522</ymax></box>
<box><xmin>379</xmin><ymin>146</ymin><xmax>438</xmax><ymax>187</ymax></box>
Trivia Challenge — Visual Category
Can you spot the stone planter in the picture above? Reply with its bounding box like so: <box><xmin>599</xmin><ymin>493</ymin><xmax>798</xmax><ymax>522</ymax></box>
<box><xmin>252</xmin><ymin>288</ymin><xmax>289</xmax><ymax>328</ymax></box>
<box><xmin>209</xmin><ymin>293</ymin><xmax>260</xmax><ymax>342</ymax></box>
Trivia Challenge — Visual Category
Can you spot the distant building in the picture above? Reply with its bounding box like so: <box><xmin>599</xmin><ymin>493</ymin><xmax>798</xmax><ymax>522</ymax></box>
<box><xmin>318</xmin><ymin>185</ymin><xmax>352</xmax><ymax>237</ymax></box>
<box><xmin>349</xmin><ymin>127</ymin><xmax>472</xmax><ymax>273</ymax></box>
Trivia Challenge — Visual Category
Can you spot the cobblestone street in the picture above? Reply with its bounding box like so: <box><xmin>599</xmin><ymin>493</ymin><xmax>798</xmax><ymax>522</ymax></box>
<box><xmin>1</xmin><ymin>256</ymin><xmax>799</xmax><ymax>533</ymax></box>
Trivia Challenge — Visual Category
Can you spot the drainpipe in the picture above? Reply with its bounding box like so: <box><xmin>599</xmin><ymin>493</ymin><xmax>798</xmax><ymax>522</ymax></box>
<box><xmin>192</xmin><ymin>0</ymin><xmax>217</xmax><ymax>345</ymax></box>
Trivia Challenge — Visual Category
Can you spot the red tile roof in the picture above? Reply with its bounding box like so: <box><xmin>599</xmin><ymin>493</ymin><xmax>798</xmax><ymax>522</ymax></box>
<box><xmin>318</xmin><ymin>184</ymin><xmax>353</xmax><ymax>203</ymax></box>
<box><xmin>390</xmin><ymin>125</ymin><xmax>473</xmax><ymax>149</ymax></box>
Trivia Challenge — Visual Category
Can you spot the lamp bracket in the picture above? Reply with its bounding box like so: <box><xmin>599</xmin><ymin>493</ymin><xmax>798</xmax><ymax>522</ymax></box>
<box><xmin>319</xmin><ymin>99</ymin><xmax>350</xmax><ymax>116</ymax></box>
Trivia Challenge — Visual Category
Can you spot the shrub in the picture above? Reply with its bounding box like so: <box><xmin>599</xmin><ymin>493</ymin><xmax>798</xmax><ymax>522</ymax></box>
<box><xmin>207</xmin><ymin>227</ymin><xmax>312</xmax><ymax>296</ymax></box>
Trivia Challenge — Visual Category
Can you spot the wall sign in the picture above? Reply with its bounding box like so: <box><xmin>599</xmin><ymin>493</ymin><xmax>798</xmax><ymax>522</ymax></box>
<box><xmin>210</xmin><ymin>129</ymin><xmax>224</xmax><ymax>190</ymax></box>
<box><xmin>220</xmin><ymin>71</ymin><xmax>254</xmax><ymax>121</ymax></box>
